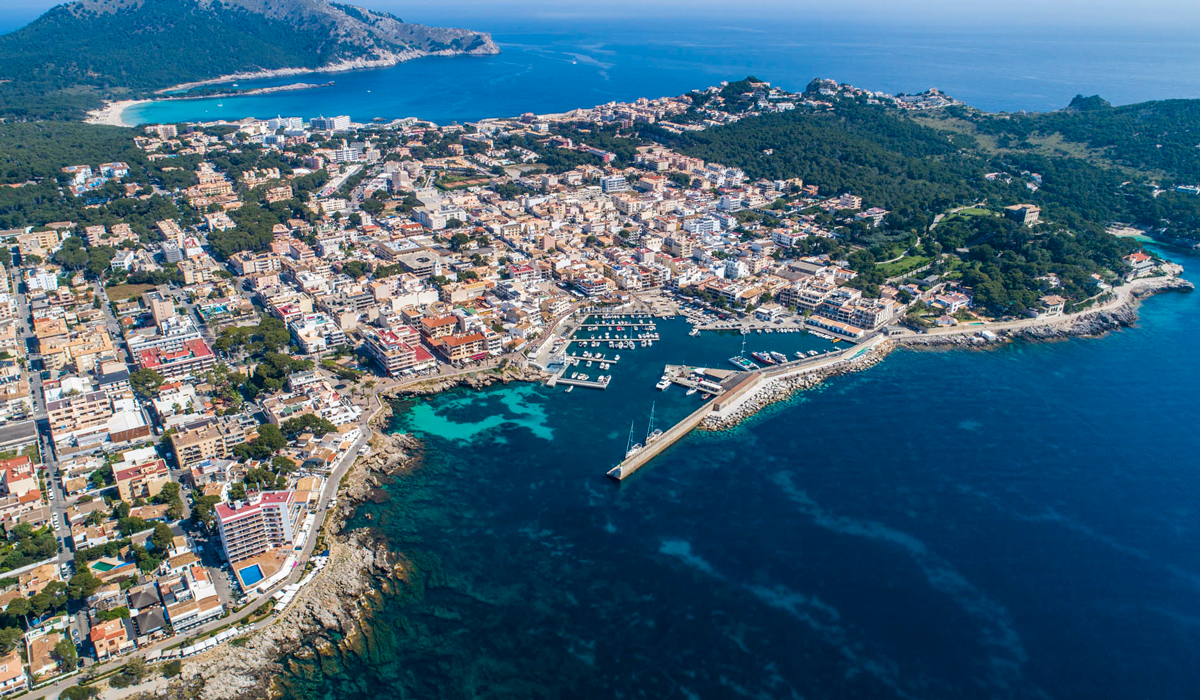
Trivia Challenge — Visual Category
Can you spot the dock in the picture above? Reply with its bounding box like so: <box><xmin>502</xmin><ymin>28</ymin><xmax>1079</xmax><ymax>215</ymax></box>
<box><xmin>565</xmin><ymin>354</ymin><xmax>620</xmax><ymax>363</ymax></box>
<box><xmin>607</xmin><ymin>341</ymin><xmax>877</xmax><ymax>481</ymax></box>
<box><xmin>607</xmin><ymin>371</ymin><xmax>763</xmax><ymax>480</ymax></box>
<box><xmin>547</xmin><ymin>373</ymin><xmax>612</xmax><ymax>390</ymax></box>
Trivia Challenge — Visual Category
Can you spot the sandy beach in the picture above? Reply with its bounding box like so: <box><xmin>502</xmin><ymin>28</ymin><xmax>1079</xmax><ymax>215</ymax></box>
<box><xmin>85</xmin><ymin>99</ymin><xmax>148</xmax><ymax>127</ymax></box>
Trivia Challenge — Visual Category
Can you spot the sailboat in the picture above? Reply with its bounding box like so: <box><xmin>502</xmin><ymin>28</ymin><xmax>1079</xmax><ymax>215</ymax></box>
<box><xmin>728</xmin><ymin>336</ymin><xmax>760</xmax><ymax>371</ymax></box>
<box><xmin>624</xmin><ymin>419</ymin><xmax>643</xmax><ymax>458</ymax></box>
<box><xmin>645</xmin><ymin>402</ymin><xmax>664</xmax><ymax>444</ymax></box>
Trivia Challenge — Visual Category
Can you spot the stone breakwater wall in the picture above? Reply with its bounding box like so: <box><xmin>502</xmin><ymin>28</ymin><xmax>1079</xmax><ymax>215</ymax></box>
<box><xmin>177</xmin><ymin>430</ymin><xmax>420</xmax><ymax>700</ymax></box>
<box><xmin>700</xmin><ymin>343</ymin><xmax>894</xmax><ymax>431</ymax></box>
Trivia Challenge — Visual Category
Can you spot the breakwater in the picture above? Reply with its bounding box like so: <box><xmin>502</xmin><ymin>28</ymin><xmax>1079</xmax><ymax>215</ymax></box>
<box><xmin>608</xmin><ymin>339</ymin><xmax>891</xmax><ymax>479</ymax></box>
<box><xmin>701</xmin><ymin>340</ymin><xmax>893</xmax><ymax>431</ymax></box>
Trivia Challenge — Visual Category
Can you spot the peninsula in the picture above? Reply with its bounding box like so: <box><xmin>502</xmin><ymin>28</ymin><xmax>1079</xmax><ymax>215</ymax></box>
<box><xmin>0</xmin><ymin>71</ymin><xmax>1194</xmax><ymax>699</ymax></box>
<box><xmin>0</xmin><ymin>0</ymin><xmax>499</xmax><ymax>121</ymax></box>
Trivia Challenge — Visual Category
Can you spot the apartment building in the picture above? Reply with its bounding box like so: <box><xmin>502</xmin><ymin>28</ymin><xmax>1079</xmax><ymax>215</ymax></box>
<box><xmin>287</xmin><ymin>313</ymin><xmax>347</xmax><ymax>354</ymax></box>
<box><xmin>429</xmin><ymin>332</ymin><xmax>487</xmax><ymax>363</ymax></box>
<box><xmin>137</xmin><ymin>339</ymin><xmax>216</xmax><ymax>382</ymax></box>
<box><xmin>115</xmin><ymin>458</ymin><xmax>171</xmax><ymax>502</ymax></box>
<box><xmin>214</xmin><ymin>491</ymin><xmax>301</xmax><ymax>563</ymax></box>
<box><xmin>126</xmin><ymin>315</ymin><xmax>203</xmax><ymax>357</ymax></box>
<box><xmin>362</xmin><ymin>327</ymin><xmax>435</xmax><ymax>376</ymax></box>
<box><xmin>46</xmin><ymin>388</ymin><xmax>113</xmax><ymax>445</ymax></box>
<box><xmin>171</xmin><ymin>416</ymin><xmax>257</xmax><ymax>471</ymax></box>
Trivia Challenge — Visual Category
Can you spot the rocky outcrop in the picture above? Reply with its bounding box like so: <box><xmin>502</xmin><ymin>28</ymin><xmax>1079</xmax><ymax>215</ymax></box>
<box><xmin>174</xmin><ymin>430</ymin><xmax>419</xmax><ymax>700</ymax></box>
<box><xmin>387</xmin><ymin>364</ymin><xmax>547</xmax><ymax>398</ymax></box>
<box><xmin>179</xmin><ymin>531</ymin><xmax>399</xmax><ymax>700</ymax></box>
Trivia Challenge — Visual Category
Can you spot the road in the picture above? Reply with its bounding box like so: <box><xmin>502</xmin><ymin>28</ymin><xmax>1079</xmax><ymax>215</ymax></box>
<box><xmin>26</xmin><ymin>413</ymin><xmax>372</xmax><ymax>700</ymax></box>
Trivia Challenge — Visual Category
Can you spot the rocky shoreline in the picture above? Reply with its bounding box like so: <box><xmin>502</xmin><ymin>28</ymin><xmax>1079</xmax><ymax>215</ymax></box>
<box><xmin>899</xmin><ymin>274</ymin><xmax>1193</xmax><ymax>348</ymax></box>
<box><xmin>700</xmin><ymin>274</ymin><xmax>1192</xmax><ymax>430</ymax></box>
<box><xmin>168</xmin><ymin>427</ymin><xmax>421</xmax><ymax>700</ymax></box>
<box><xmin>157</xmin><ymin>365</ymin><xmax>544</xmax><ymax>699</ymax></box>
<box><xmin>384</xmin><ymin>363</ymin><xmax>547</xmax><ymax>398</ymax></box>
<box><xmin>156</xmin><ymin>45</ymin><xmax>499</xmax><ymax>95</ymax></box>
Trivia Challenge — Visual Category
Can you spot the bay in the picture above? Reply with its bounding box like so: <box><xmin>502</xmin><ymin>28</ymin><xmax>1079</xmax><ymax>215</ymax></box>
<box><xmin>123</xmin><ymin>18</ymin><xmax>1200</xmax><ymax>126</ymax></box>
<box><xmin>276</xmin><ymin>247</ymin><xmax>1200</xmax><ymax>700</ymax></box>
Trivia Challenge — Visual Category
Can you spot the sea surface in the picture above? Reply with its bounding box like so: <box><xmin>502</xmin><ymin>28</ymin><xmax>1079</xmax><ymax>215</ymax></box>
<box><xmin>122</xmin><ymin>18</ymin><xmax>1200</xmax><ymax>125</ymax></box>
<box><xmin>276</xmin><ymin>246</ymin><xmax>1200</xmax><ymax>700</ymax></box>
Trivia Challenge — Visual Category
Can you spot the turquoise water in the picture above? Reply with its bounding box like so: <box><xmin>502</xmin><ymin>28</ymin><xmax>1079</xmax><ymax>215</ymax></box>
<box><xmin>124</xmin><ymin>19</ymin><xmax>1200</xmax><ymax>125</ymax></box>
<box><xmin>277</xmin><ymin>247</ymin><xmax>1200</xmax><ymax>700</ymax></box>
<box><xmin>239</xmin><ymin>564</ymin><xmax>264</xmax><ymax>586</ymax></box>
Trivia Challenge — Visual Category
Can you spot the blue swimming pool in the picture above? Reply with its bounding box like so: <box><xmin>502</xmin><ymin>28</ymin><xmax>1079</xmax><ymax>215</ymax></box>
<box><xmin>238</xmin><ymin>564</ymin><xmax>264</xmax><ymax>586</ymax></box>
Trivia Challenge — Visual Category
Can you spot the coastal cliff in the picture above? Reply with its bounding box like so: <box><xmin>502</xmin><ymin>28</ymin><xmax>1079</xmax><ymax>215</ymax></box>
<box><xmin>172</xmin><ymin>429</ymin><xmax>421</xmax><ymax>700</ymax></box>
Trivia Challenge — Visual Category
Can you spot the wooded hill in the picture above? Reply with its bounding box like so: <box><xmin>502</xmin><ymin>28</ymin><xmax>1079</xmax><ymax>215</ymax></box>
<box><xmin>0</xmin><ymin>0</ymin><xmax>498</xmax><ymax>120</ymax></box>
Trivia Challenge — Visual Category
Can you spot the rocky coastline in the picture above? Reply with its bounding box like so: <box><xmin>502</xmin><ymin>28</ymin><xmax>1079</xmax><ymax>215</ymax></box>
<box><xmin>158</xmin><ymin>365</ymin><xmax>542</xmax><ymax>699</ymax></box>
<box><xmin>700</xmin><ymin>274</ymin><xmax>1192</xmax><ymax>430</ymax></box>
<box><xmin>156</xmin><ymin>44</ymin><xmax>499</xmax><ymax>95</ymax></box>
<box><xmin>168</xmin><ymin>427</ymin><xmax>421</xmax><ymax>700</ymax></box>
<box><xmin>384</xmin><ymin>363</ymin><xmax>547</xmax><ymax>398</ymax></box>
<box><xmin>899</xmin><ymin>274</ymin><xmax>1193</xmax><ymax>348</ymax></box>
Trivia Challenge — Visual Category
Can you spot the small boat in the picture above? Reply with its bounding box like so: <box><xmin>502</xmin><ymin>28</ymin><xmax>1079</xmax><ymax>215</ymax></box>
<box><xmin>614</xmin><ymin>355</ymin><xmax>621</xmax><ymax>361</ymax></box>
<box><xmin>752</xmin><ymin>351</ymin><xmax>777</xmax><ymax>365</ymax></box>
<box><xmin>701</xmin><ymin>393</ymin><xmax>712</xmax><ymax>400</ymax></box>
<box><xmin>770</xmin><ymin>351</ymin><xmax>789</xmax><ymax>364</ymax></box>
<box><xmin>686</xmin><ymin>387</ymin><xmax>697</xmax><ymax>396</ymax></box>
<box><xmin>655</xmin><ymin>378</ymin><xmax>671</xmax><ymax>391</ymax></box>
<box><xmin>794</xmin><ymin>351</ymin><xmax>806</xmax><ymax>359</ymax></box>
<box><xmin>729</xmin><ymin>355</ymin><xmax>760</xmax><ymax>371</ymax></box>
<box><xmin>565</xmin><ymin>386</ymin><xmax>573</xmax><ymax>393</ymax></box>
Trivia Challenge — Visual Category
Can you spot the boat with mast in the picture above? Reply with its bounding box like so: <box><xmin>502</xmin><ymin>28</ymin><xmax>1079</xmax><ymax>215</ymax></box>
<box><xmin>624</xmin><ymin>419</ymin><xmax>642</xmax><ymax>458</ymax></box>
<box><xmin>728</xmin><ymin>336</ymin><xmax>760</xmax><ymax>371</ymax></box>
<box><xmin>645</xmin><ymin>401</ymin><xmax>664</xmax><ymax>444</ymax></box>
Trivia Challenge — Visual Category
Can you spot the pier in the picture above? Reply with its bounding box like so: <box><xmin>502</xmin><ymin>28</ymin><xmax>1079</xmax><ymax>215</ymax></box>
<box><xmin>564</xmin><ymin>354</ymin><xmax>620</xmax><ymax>363</ymax></box>
<box><xmin>607</xmin><ymin>339</ymin><xmax>883</xmax><ymax>481</ymax></box>
<box><xmin>606</xmin><ymin>371</ymin><xmax>765</xmax><ymax>480</ymax></box>
<box><xmin>584</xmin><ymin>323</ymin><xmax>656</xmax><ymax>330</ymax></box>
<box><xmin>547</xmin><ymin>373</ymin><xmax>612</xmax><ymax>390</ymax></box>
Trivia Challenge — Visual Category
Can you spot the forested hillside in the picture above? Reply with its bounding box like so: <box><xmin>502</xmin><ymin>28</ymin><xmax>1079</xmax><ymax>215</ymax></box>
<box><xmin>640</xmin><ymin>95</ymin><xmax>1200</xmax><ymax>242</ymax></box>
<box><xmin>0</xmin><ymin>0</ymin><xmax>498</xmax><ymax>120</ymax></box>
<box><xmin>958</xmin><ymin>98</ymin><xmax>1200</xmax><ymax>183</ymax></box>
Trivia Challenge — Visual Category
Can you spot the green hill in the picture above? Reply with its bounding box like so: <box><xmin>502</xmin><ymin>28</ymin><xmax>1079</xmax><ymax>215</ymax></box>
<box><xmin>0</xmin><ymin>0</ymin><xmax>498</xmax><ymax>120</ymax></box>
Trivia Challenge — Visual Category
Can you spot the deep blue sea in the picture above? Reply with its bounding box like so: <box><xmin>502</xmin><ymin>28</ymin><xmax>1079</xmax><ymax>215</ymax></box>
<box><xmin>123</xmin><ymin>18</ymin><xmax>1200</xmax><ymax>125</ymax></box>
<box><xmin>276</xmin><ymin>247</ymin><xmax>1200</xmax><ymax>700</ymax></box>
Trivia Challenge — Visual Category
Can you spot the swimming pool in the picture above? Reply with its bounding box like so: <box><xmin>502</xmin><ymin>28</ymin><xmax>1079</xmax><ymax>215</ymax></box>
<box><xmin>90</xmin><ymin>561</ymin><xmax>115</xmax><ymax>572</ymax></box>
<box><xmin>238</xmin><ymin>564</ymin><xmax>264</xmax><ymax>586</ymax></box>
